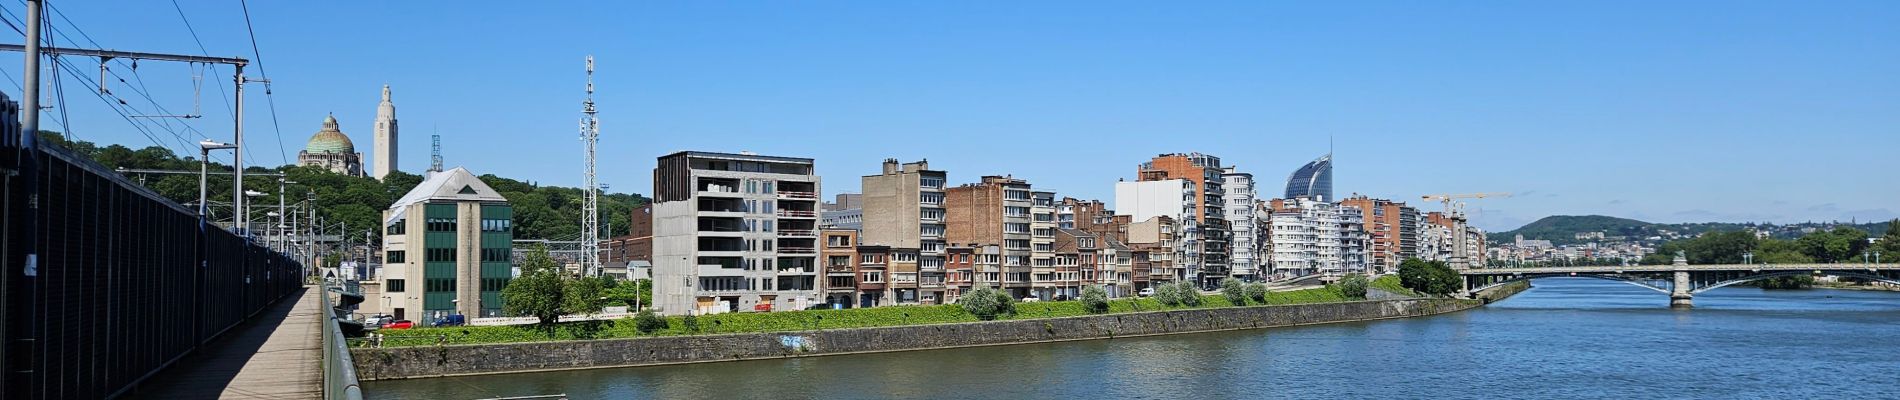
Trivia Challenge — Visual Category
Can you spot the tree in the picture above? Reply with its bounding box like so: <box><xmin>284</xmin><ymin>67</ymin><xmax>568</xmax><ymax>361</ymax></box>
<box><xmin>1080</xmin><ymin>286</ymin><xmax>1109</xmax><ymax>313</ymax></box>
<box><xmin>501</xmin><ymin>248</ymin><xmax>566</xmax><ymax>325</ymax></box>
<box><xmin>1398</xmin><ymin>258</ymin><xmax>1461</xmax><ymax>296</ymax></box>
<box><xmin>1337</xmin><ymin>273</ymin><xmax>1369</xmax><ymax>299</ymax></box>
<box><xmin>605</xmin><ymin>279</ymin><xmax>652</xmax><ymax>310</ymax></box>
<box><xmin>958</xmin><ymin>287</ymin><xmax>1011</xmax><ymax>320</ymax></box>
<box><xmin>633</xmin><ymin>310</ymin><xmax>668</xmax><ymax>334</ymax></box>
<box><xmin>1154</xmin><ymin>282</ymin><xmax>1184</xmax><ymax>306</ymax></box>
<box><xmin>1796</xmin><ymin>227</ymin><xmax>1869</xmax><ymax>263</ymax></box>
<box><xmin>1220</xmin><ymin>278</ymin><xmax>1246</xmax><ymax>306</ymax></box>
<box><xmin>1244</xmin><ymin>282</ymin><xmax>1268</xmax><ymax>303</ymax></box>
<box><xmin>1175</xmin><ymin>281</ymin><xmax>1203</xmax><ymax>307</ymax></box>
<box><xmin>563</xmin><ymin>275</ymin><xmax>611</xmax><ymax>316</ymax></box>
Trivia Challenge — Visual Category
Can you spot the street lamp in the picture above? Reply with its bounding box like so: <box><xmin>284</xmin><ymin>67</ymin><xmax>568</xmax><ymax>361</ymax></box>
<box><xmin>197</xmin><ymin>140</ymin><xmax>237</xmax><ymax>218</ymax></box>
<box><xmin>242</xmin><ymin>190</ymin><xmax>268</xmax><ymax>237</ymax></box>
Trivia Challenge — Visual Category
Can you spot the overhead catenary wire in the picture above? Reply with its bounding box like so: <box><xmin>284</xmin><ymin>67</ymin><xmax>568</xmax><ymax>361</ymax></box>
<box><xmin>237</xmin><ymin>0</ymin><xmax>288</xmax><ymax>167</ymax></box>
<box><xmin>1</xmin><ymin>3</ymin><xmax>201</xmax><ymax>153</ymax></box>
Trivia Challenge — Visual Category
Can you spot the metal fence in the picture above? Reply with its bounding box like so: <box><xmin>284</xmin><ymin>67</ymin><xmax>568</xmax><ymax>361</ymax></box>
<box><xmin>2</xmin><ymin>93</ymin><xmax>305</xmax><ymax>399</ymax></box>
<box><xmin>321</xmin><ymin>282</ymin><xmax>364</xmax><ymax>400</ymax></box>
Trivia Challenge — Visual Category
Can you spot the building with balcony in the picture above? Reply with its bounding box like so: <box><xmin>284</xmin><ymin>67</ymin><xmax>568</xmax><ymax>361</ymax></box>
<box><xmin>651</xmin><ymin>151</ymin><xmax>822</xmax><ymax>315</ymax></box>
<box><xmin>861</xmin><ymin>159</ymin><xmax>948</xmax><ymax>304</ymax></box>
<box><xmin>375</xmin><ymin>167</ymin><xmax>512</xmax><ymax>324</ymax></box>
<box><xmin>946</xmin><ymin>176</ymin><xmax>1036</xmax><ymax>299</ymax></box>
<box><xmin>1135</xmin><ymin>153</ymin><xmax>1229</xmax><ymax>288</ymax></box>
<box><xmin>1116</xmin><ymin>178</ymin><xmax>1206</xmax><ymax>285</ymax></box>
<box><xmin>1222</xmin><ymin>167</ymin><xmax>1260</xmax><ymax>281</ymax></box>
<box><xmin>1340</xmin><ymin>196</ymin><xmax>1418</xmax><ymax>274</ymax></box>
<box><xmin>1265</xmin><ymin>197</ymin><xmax>1367</xmax><ymax>278</ymax></box>
<box><xmin>821</xmin><ymin>229</ymin><xmax>858</xmax><ymax>308</ymax></box>
<box><xmin>1127</xmin><ymin>215</ymin><xmax>1182</xmax><ymax>286</ymax></box>
<box><xmin>1028</xmin><ymin>190</ymin><xmax>1058</xmax><ymax>298</ymax></box>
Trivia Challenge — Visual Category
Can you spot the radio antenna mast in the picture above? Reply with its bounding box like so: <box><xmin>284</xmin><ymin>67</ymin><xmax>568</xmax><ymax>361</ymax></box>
<box><xmin>579</xmin><ymin>55</ymin><xmax>602</xmax><ymax>277</ymax></box>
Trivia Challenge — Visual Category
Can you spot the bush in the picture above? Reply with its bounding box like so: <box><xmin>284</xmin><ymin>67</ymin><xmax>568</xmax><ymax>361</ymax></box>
<box><xmin>1220</xmin><ymin>278</ymin><xmax>1246</xmax><ymax>306</ymax></box>
<box><xmin>1244</xmin><ymin>282</ymin><xmax>1268</xmax><ymax>303</ymax></box>
<box><xmin>1080</xmin><ymin>286</ymin><xmax>1109</xmax><ymax>313</ymax></box>
<box><xmin>959</xmin><ymin>287</ymin><xmax>1013</xmax><ymax>320</ymax></box>
<box><xmin>1154</xmin><ymin>282</ymin><xmax>1183</xmax><ymax>306</ymax></box>
<box><xmin>633</xmin><ymin>310</ymin><xmax>668</xmax><ymax>334</ymax></box>
<box><xmin>681</xmin><ymin>313</ymin><xmax>701</xmax><ymax>333</ymax></box>
<box><xmin>1337</xmin><ymin>273</ymin><xmax>1369</xmax><ymax>299</ymax></box>
<box><xmin>1175</xmin><ymin>282</ymin><xmax>1203</xmax><ymax>307</ymax></box>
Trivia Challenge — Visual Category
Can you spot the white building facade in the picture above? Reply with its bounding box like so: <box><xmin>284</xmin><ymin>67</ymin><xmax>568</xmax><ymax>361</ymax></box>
<box><xmin>651</xmin><ymin>151</ymin><xmax>823</xmax><ymax>315</ymax></box>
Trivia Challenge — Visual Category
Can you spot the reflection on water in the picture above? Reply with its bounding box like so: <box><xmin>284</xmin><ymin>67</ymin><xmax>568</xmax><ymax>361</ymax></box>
<box><xmin>367</xmin><ymin>278</ymin><xmax>1900</xmax><ymax>399</ymax></box>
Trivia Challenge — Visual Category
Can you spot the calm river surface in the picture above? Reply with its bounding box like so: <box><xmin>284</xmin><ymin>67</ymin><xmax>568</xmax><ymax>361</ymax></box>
<box><xmin>365</xmin><ymin>278</ymin><xmax>1900</xmax><ymax>399</ymax></box>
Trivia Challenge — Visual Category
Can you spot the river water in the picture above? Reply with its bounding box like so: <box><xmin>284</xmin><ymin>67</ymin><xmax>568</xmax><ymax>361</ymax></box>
<box><xmin>365</xmin><ymin>278</ymin><xmax>1900</xmax><ymax>399</ymax></box>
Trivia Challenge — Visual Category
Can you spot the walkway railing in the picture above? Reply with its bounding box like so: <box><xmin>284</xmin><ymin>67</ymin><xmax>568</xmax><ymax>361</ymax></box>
<box><xmin>321</xmin><ymin>282</ymin><xmax>365</xmax><ymax>400</ymax></box>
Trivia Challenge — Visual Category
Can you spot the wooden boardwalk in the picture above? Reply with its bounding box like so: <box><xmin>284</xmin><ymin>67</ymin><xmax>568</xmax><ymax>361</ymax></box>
<box><xmin>126</xmin><ymin>286</ymin><xmax>324</xmax><ymax>399</ymax></box>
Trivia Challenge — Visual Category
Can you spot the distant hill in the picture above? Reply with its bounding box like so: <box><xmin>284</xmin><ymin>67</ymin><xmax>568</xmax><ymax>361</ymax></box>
<box><xmin>1489</xmin><ymin>215</ymin><xmax>1892</xmax><ymax>245</ymax></box>
<box><xmin>1489</xmin><ymin>215</ymin><xmax>1655</xmax><ymax>245</ymax></box>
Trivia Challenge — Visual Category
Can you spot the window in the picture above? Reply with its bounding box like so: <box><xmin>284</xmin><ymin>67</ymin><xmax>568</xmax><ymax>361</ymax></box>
<box><xmin>386</xmin><ymin>279</ymin><xmax>406</xmax><ymax>292</ymax></box>
<box><xmin>426</xmin><ymin>278</ymin><xmax>456</xmax><ymax>292</ymax></box>
<box><xmin>1004</xmin><ymin>190</ymin><xmax>1030</xmax><ymax>201</ymax></box>
<box><xmin>1005</xmin><ymin>239</ymin><xmax>1030</xmax><ymax>250</ymax></box>
<box><xmin>1004</xmin><ymin>206</ymin><xmax>1030</xmax><ymax>217</ymax></box>
<box><xmin>427</xmin><ymin>217</ymin><xmax>457</xmax><ymax>232</ymax></box>
<box><xmin>386</xmin><ymin>219</ymin><xmax>406</xmax><ymax>235</ymax></box>
<box><xmin>1035</xmin><ymin>243</ymin><xmax>1053</xmax><ymax>252</ymax></box>
<box><xmin>862</xmin><ymin>271</ymin><xmax>885</xmax><ymax>283</ymax></box>
<box><xmin>1004</xmin><ymin>223</ymin><xmax>1030</xmax><ymax>234</ymax></box>
<box><xmin>481</xmin><ymin>278</ymin><xmax>508</xmax><ymax>291</ymax></box>
<box><xmin>860</xmin><ymin>254</ymin><xmax>884</xmax><ymax>264</ymax></box>
<box><xmin>482</xmin><ymin>248</ymin><xmax>510</xmax><ymax>262</ymax></box>
<box><xmin>920</xmin><ymin>193</ymin><xmax>945</xmax><ymax>205</ymax></box>
<box><xmin>894</xmin><ymin>252</ymin><xmax>919</xmax><ymax>262</ymax></box>
<box><xmin>920</xmin><ymin>209</ymin><xmax>945</xmax><ymax>220</ymax></box>
<box><xmin>481</xmin><ymin>219</ymin><xmax>512</xmax><ymax>232</ymax></box>
<box><xmin>385</xmin><ymin>250</ymin><xmax>406</xmax><ymax>263</ymax></box>
<box><xmin>828</xmin><ymin>235</ymin><xmax>852</xmax><ymax>247</ymax></box>
<box><xmin>427</xmin><ymin>248</ymin><xmax>457</xmax><ymax>262</ymax></box>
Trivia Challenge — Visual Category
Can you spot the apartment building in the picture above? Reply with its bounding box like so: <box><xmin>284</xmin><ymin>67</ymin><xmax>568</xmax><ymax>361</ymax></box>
<box><xmin>855</xmin><ymin>245</ymin><xmax>890</xmax><ymax>306</ymax></box>
<box><xmin>1051</xmin><ymin>228</ymin><xmax>1100</xmax><ymax>300</ymax></box>
<box><xmin>861</xmin><ymin>159</ymin><xmax>949</xmax><ymax>304</ymax></box>
<box><xmin>1127</xmin><ymin>215</ymin><xmax>1180</xmax><ymax>287</ymax></box>
<box><xmin>946</xmin><ymin>176</ymin><xmax>1035</xmax><ymax>299</ymax></box>
<box><xmin>1115</xmin><ymin>178</ymin><xmax>1202</xmax><ymax>284</ymax></box>
<box><xmin>650</xmin><ymin>151</ymin><xmax>822</xmax><ymax>315</ymax></box>
<box><xmin>1028</xmin><ymin>191</ymin><xmax>1058</xmax><ymax>298</ymax></box>
<box><xmin>1136</xmin><ymin>153</ymin><xmax>1229</xmax><ymax>288</ymax></box>
<box><xmin>821</xmin><ymin>229</ymin><xmax>858</xmax><ymax>308</ymax></box>
<box><xmin>1267</xmin><ymin>197</ymin><xmax>1369</xmax><ymax>278</ymax></box>
<box><xmin>374</xmin><ymin>167</ymin><xmax>513</xmax><ymax>324</ymax></box>
<box><xmin>1222</xmin><ymin>167</ymin><xmax>1260</xmax><ymax>281</ymax></box>
<box><xmin>1340</xmin><ymin>196</ymin><xmax>1420</xmax><ymax>274</ymax></box>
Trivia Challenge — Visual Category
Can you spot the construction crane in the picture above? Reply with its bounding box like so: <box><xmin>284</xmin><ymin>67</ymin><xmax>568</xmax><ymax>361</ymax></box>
<box><xmin>1421</xmin><ymin>192</ymin><xmax>1511</xmax><ymax>217</ymax></box>
<box><xmin>1419</xmin><ymin>192</ymin><xmax>1510</xmax><ymax>270</ymax></box>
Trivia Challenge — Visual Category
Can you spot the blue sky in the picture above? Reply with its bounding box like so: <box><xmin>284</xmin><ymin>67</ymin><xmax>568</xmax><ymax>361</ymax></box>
<box><xmin>6</xmin><ymin>1</ymin><xmax>1897</xmax><ymax>231</ymax></box>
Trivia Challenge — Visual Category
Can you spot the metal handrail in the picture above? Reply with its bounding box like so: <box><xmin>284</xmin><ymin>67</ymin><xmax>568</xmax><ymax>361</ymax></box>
<box><xmin>321</xmin><ymin>282</ymin><xmax>365</xmax><ymax>400</ymax></box>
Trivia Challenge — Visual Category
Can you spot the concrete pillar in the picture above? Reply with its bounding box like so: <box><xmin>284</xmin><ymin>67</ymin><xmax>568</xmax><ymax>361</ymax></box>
<box><xmin>1670</xmin><ymin>270</ymin><xmax>1693</xmax><ymax>308</ymax></box>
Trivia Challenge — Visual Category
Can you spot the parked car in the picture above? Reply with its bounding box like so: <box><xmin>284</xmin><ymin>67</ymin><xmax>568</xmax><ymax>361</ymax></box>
<box><xmin>384</xmin><ymin>320</ymin><xmax>414</xmax><ymax>329</ymax></box>
<box><xmin>362</xmin><ymin>314</ymin><xmax>394</xmax><ymax>328</ymax></box>
<box><xmin>1021</xmin><ymin>296</ymin><xmax>1041</xmax><ymax>303</ymax></box>
<box><xmin>431</xmin><ymin>314</ymin><xmax>466</xmax><ymax>327</ymax></box>
<box><xmin>1138</xmin><ymin>288</ymin><xmax>1155</xmax><ymax>297</ymax></box>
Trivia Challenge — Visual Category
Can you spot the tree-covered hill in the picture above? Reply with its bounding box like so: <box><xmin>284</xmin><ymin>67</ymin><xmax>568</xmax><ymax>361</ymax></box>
<box><xmin>37</xmin><ymin>132</ymin><xmax>647</xmax><ymax>244</ymax></box>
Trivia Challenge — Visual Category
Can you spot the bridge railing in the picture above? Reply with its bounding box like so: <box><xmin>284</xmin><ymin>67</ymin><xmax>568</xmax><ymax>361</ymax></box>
<box><xmin>1</xmin><ymin>91</ymin><xmax>304</xmax><ymax>399</ymax></box>
<box><xmin>321</xmin><ymin>281</ymin><xmax>364</xmax><ymax>400</ymax></box>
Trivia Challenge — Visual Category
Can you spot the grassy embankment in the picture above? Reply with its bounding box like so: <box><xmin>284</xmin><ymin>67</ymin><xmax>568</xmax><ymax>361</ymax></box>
<box><xmin>1370</xmin><ymin>275</ymin><xmax>1425</xmax><ymax>297</ymax></box>
<box><xmin>362</xmin><ymin>285</ymin><xmax>1353</xmax><ymax>348</ymax></box>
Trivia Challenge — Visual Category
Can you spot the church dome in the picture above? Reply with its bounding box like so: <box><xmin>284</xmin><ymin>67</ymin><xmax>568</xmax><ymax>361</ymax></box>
<box><xmin>305</xmin><ymin>114</ymin><xmax>355</xmax><ymax>154</ymax></box>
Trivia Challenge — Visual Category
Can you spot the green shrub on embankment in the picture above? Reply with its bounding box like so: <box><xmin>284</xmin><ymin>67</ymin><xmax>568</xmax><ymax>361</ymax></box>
<box><xmin>1371</xmin><ymin>275</ymin><xmax>1424</xmax><ymax>298</ymax></box>
<box><xmin>359</xmin><ymin>286</ymin><xmax>1352</xmax><ymax>348</ymax></box>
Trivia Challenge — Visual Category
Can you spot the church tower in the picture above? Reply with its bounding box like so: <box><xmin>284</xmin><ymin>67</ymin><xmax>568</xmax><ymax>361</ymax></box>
<box><xmin>373</xmin><ymin>84</ymin><xmax>399</xmax><ymax>180</ymax></box>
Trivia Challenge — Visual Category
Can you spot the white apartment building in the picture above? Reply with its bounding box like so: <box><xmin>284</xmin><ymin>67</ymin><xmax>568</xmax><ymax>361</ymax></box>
<box><xmin>1266</xmin><ymin>198</ymin><xmax>1368</xmax><ymax>278</ymax></box>
<box><xmin>651</xmin><ymin>151</ymin><xmax>823</xmax><ymax>315</ymax></box>
<box><xmin>1221</xmin><ymin>167</ymin><xmax>1260</xmax><ymax>281</ymax></box>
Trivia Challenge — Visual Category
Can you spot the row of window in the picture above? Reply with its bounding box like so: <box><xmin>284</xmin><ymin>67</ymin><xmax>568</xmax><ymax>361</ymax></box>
<box><xmin>426</xmin><ymin>217</ymin><xmax>457</xmax><ymax>232</ymax></box>
<box><xmin>481</xmin><ymin>248</ymin><xmax>510</xmax><ymax>263</ymax></box>
<box><xmin>386</xmin><ymin>250</ymin><xmax>406</xmax><ymax>263</ymax></box>
<box><xmin>387</xmin><ymin>219</ymin><xmax>406</xmax><ymax>235</ymax></box>
<box><xmin>481</xmin><ymin>219</ymin><xmax>512</xmax><ymax>232</ymax></box>
<box><xmin>426</xmin><ymin>248</ymin><xmax>457</xmax><ymax>262</ymax></box>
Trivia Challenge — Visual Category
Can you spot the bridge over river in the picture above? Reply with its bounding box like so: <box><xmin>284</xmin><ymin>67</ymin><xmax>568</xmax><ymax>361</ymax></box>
<box><xmin>1461</xmin><ymin>256</ymin><xmax>1900</xmax><ymax>307</ymax></box>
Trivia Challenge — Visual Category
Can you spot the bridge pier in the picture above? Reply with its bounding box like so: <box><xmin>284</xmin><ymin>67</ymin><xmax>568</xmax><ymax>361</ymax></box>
<box><xmin>1670</xmin><ymin>270</ymin><xmax>1692</xmax><ymax>308</ymax></box>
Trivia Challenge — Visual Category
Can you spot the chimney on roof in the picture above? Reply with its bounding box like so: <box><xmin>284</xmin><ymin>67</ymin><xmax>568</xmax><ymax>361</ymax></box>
<box><xmin>882</xmin><ymin>158</ymin><xmax>899</xmax><ymax>174</ymax></box>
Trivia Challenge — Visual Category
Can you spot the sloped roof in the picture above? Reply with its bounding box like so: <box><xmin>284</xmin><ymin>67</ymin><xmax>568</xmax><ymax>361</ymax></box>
<box><xmin>385</xmin><ymin>167</ymin><xmax>506</xmax><ymax>224</ymax></box>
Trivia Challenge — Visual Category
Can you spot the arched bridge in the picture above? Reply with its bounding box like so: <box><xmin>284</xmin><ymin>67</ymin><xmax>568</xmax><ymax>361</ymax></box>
<box><xmin>1461</xmin><ymin>259</ymin><xmax>1900</xmax><ymax>307</ymax></box>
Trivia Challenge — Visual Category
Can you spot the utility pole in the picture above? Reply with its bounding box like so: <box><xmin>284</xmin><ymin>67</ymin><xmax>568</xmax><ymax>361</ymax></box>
<box><xmin>578</xmin><ymin>55</ymin><xmax>601</xmax><ymax>277</ymax></box>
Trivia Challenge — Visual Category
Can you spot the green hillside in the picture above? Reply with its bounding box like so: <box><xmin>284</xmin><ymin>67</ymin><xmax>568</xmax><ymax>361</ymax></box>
<box><xmin>1488</xmin><ymin>215</ymin><xmax>1654</xmax><ymax>244</ymax></box>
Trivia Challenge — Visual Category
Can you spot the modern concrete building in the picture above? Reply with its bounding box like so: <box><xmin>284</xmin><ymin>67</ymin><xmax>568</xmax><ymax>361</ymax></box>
<box><xmin>298</xmin><ymin>115</ymin><xmax>364</xmax><ymax>176</ymax></box>
<box><xmin>859</xmin><ymin>159</ymin><xmax>948</xmax><ymax>304</ymax></box>
<box><xmin>819</xmin><ymin>207</ymin><xmax>862</xmax><ymax>230</ymax></box>
<box><xmin>946</xmin><ymin>176</ymin><xmax>1035</xmax><ymax>299</ymax></box>
<box><xmin>651</xmin><ymin>151</ymin><xmax>823</xmax><ymax>315</ymax></box>
<box><xmin>1222</xmin><ymin>167</ymin><xmax>1260</xmax><ymax>281</ymax></box>
<box><xmin>372</xmin><ymin>85</ymin><xmax>399</xmax><ymax>180</ymax></box>
<box><xmin>1284</xmin><ymin>153</ymin><xmax>1333</xmax><ymax>201</ymax></box>
<box><xmin>1135</xmin><ymin>153</ymin><xmax>1229</xmax><ymax>287</ymax></box>
<box><xmin>374</xmin><ymin>167</ymin><xmax>512</xmax><ymax>324</ymax></box>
